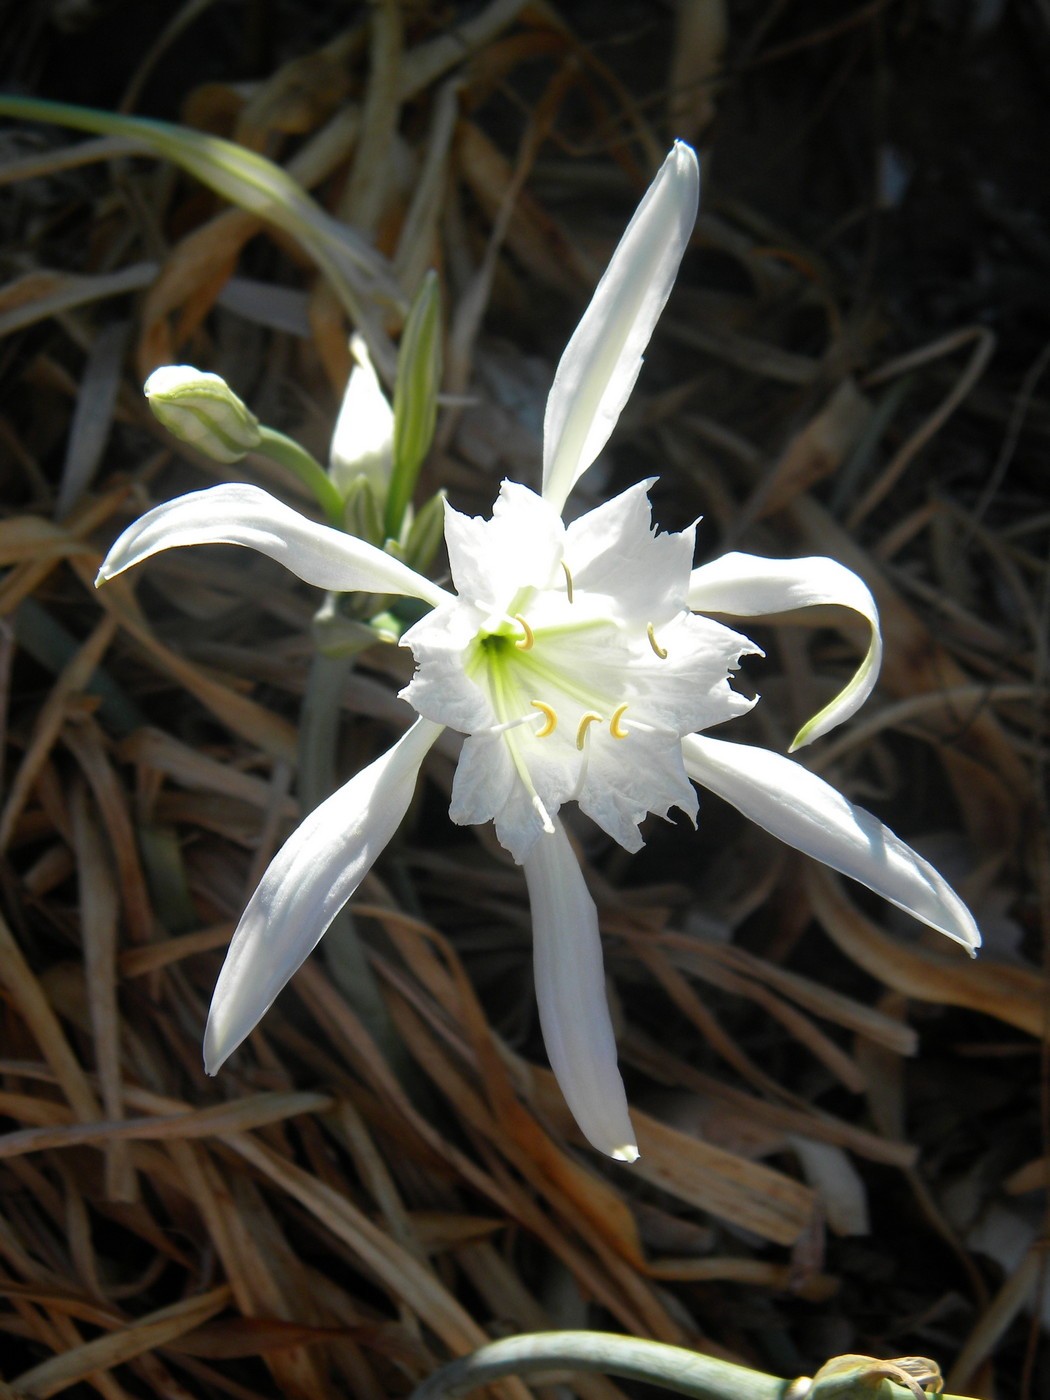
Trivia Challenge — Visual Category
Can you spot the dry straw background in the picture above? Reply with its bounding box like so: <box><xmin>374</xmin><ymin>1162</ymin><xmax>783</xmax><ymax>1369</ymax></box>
<box><xmin>0</xmin><ymin>2</ymin><xmax>1047</xmax><ymax>1398</ymax></box>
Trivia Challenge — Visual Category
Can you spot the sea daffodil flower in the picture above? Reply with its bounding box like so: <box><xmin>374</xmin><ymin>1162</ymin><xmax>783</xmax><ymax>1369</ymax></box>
<box><xmin>97</xmin><ymin>142</ymin><xmax>979</xmax><ymax>1161</ymax></box>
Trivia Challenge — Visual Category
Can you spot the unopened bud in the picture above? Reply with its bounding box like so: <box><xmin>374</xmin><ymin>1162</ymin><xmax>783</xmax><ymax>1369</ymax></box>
<box><xmin>328</xmin><ymin>335</ymin><xmax>394</xmax><ymax>498</ymax></box>
<box><xmin>144</xmin><ymin>365</ymin><xmax>261</xmax><ymax>463</ymax></box>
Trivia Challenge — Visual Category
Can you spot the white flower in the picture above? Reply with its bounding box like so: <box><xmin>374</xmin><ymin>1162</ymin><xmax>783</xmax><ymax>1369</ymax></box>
<box><xmin>401</xmin><ymin>479</ymin><xmax>758</xmax><ymax>865</ymax></box>
<box><xmin>97</xmin><ymin>142</ymin><xmax>979</xmax><ymax>1163</ymax></box>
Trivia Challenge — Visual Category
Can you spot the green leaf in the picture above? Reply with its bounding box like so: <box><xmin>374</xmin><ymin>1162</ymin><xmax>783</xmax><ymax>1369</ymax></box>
<box><xmin>386</xmin><ymin>270</ymin><xmax>442</xmax><ymax>539</ymax></box>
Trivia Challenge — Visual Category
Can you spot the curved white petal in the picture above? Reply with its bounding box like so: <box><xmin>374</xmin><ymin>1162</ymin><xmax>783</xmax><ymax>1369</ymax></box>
<box><xmin>204</xmin><ymin>716</ymin><xmax>443</xmax><ymax>1071</ymax></box>
<box><xmin>542</xmin><ymin>142</ymin><xmax>700</xmax><ymax>514</ymax></box>
<box><xmin>681</xmin><ymin>734</ymin><xmax>980</xmax><ymax>953</ymax></box>
<box><xmin>522</xmin><ymin>819</ymin><xmax>638</xmax><ymax>1161</ymax></box>
<box><xmin>687</xmin><ymin>551</ymin><xmax>882</xmax><ymax>750</ymax></box>
<box><xmin>97</xmin><ymin>483</ymin><xmax>450</xmax><ymax>607</ymax></box>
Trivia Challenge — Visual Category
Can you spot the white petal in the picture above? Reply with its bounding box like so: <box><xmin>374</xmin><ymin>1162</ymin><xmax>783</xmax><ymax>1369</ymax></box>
<box><xmin>328</xmin><ymin>336</ymin><xmax>394</xmax><ymax>494</ymax></box>
<box><xmin>681</xmin><ymin>734</ymin><xmax>980</xmax><ymax>952</ymax></box>
<box><xmin>97</xmin><ymin>483</ymin><xmax>450</xmax><ymax>607</ymax></box>
<box><xmin>564</xmin><ymin>479</ymin><xmax>693</xmax><ymax>620</ymax></box>
<box><xmin>204</xmin><ymin>716</ymin><xmax>443</xmax><ymax>1071</ymax></box>
<box><xmin>523</xmin><ymin>819</ymin><xmax>638</xmax><ymax>1160</ymax></box>
<box><xmin>577</xmin><ymin>722</ymin><xmax>698</xmax><ymax>852</ymax></box>
<box><xmin>687</xmin><ymin>551</ymin><xmax>881</xmax><ymax>750</ymax></box>
<box><xmin>400</xmin><ymin>600</ymin><xmax>496</xmax><ymax>733</ymax></box>
<box><xmin>442</xmin><ymin>482</ymin><xmax>564</xmax><ymax>614</ymax></box>
<box><xmin>542</xmin><ymin>142</ymin><xmax>700</xmax><ymax>513</ymax></box>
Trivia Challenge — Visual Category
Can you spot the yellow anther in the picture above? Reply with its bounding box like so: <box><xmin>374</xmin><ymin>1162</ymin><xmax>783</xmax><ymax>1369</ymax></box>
<box><xmin>646</xmin><ymin>622</ymin><xmax>668</xmax><ymax>659</ymax></box>
<box><xmin>575</xmin><ymin>712</ymin><xmax>603</xmax><ymax>750</ymax></box>
<box><xmin>610</xmin><ymin>704</ymin><xmax>630</xmax><ymax>739</ymax></box>
<box><xmin>514</xmin><ymin>614</ymin><xmax>535</xmax><ymax>650</ymax></box>
<box><xmin>530</xmin><ymin>700</ymin><xmax>557</xmax><ymax>737</ymax></box>
<box><xmin>561</xmin><ymin>560</ymin><xmax>574</xmax><ymax>603</ymax></box>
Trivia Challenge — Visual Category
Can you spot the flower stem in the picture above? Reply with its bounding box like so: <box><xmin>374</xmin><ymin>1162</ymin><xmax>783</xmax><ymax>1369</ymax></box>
<box><xmin>409</xmin><ymin>1333</ymin><xmax>792</xmax><ymax>1400</ymax></box>
<box><xmin>256</xmin><ymin>427</ymin><xmax>345</xmax><ymax>527</ymax></box>
<box><xmin>408</xmin><ymin>1333</ymin><xmax>977</xmax><ymax>1400</ymax></box>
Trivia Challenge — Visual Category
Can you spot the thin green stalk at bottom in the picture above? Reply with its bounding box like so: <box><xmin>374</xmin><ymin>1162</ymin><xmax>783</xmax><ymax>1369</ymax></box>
<box><xmin>410</xmin><ymin>1333</ymin><xmax>790</xmax><ymax>1400</ymax></box>
<box><xmin>408</xmin><ymin>1333</ymin><xmax>978</xmax><ymax>1400</ymax></box>
<box><xmin>255</xmin><ymin>427</ymin><xmax>345</xmax><ymax>527</ymax></box>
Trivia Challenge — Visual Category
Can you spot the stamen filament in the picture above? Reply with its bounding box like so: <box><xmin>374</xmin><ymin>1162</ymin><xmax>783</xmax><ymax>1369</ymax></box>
<box><xmin>514</xmin><ymin>614</ymin><xmax>535</xmax><ymax>650</ymax></box>
<box><xmin>576</xmin><ymin>711</ymin><xmax>603</xmax><ymax>750</ymax></box>
<box><xmin>489</xmin><ymin>663</ymin><xmax>555</xmax><ymax>833</ymax></box>
<box><xmin>561</xmin><ymin>560</ymin><xmax>574</xmax><ymax>603</ymax></box>
<box><xmin>647</xmin><ymin>622</ymin><xmax>668</xmax><ymax>659</ymax></box>
<box><xmin>483</xmin><ymin>710</ymin><xmax>548</xmax><ymax>736</ymax></box>
<box><xmin>531</xmin><ymin>793</ymin><xmax>555</xmax><ymax>834</ymax></box>
<box><xmin>530</xmin><ymin>700</ymin><xmax>557</xmax><ymax>737</ymax></box>
<box><xmin>610</xmin><ymin>703</ymin><xmax>630</xmax><ymax>739</ymax></box>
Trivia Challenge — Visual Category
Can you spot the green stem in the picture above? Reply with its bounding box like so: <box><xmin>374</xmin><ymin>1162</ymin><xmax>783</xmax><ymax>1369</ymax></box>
<box><xmin>409</xmin><ymin>1333</ymin><xmax>792</xmax><ymax>1400</ymax></box>
<box><xmin>409</xmin><ymin>1334</ymin><xmax>977</xmax><ymax>1400</ymax></box>
<box><xmin>298</xmin><ymin>649</ymin><xmax>354</xmax><ymax>812</ymax></box>
<box><xmin>256</xmin><ymin>427</ymin><xmax>345</xmax><ymax>527</ymax></box>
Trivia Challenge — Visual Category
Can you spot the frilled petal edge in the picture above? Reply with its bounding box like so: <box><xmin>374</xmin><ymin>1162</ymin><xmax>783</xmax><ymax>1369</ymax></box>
<box><xmin>97</xmin><ymin>482</ymin><xmax>451</xmax><ymax>608</ymax></box>
<box><xmin>681</xmin><ymin>734</ymin><xmax>979</xmax><ymax>953</ymax></box>
<box><xmin>542</xmin><ymin>142</ymin><xmax>699</xmax><ymax>514</ymax></box>
<box><xmin>523</xmin><ymin>820</ymin><xmax>638</xmax><ymax>1161</ymax></box>
<box><xmin>687</xmin><ymin>551</ymin><xmax>882</xmax><ymax>750</ymax></box>
<box><xmin>204</xmin><ymin>716</ymin><xmax>443</xmax><ymax>1072</ymax></box>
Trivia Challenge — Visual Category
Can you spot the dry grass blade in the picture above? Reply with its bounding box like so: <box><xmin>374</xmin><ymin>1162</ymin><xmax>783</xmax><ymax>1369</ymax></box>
<box><xmin>69</xmin><ymin>779</ymin><xmax>134</xmax><ymax>1202</ymax></box>
<box><xmin>848</xmin><ymin>328</ymin><xmax>998</xmax><ymax>529</ymax></box>
<box><xmin>805</xmin><ymin>865</ymin><xmax>1045</xmax><ymax>1036</ymax></box>
<box><xmin>8</xmin><ymin>1286</ymin><xmax>231</xmax><ymax>1397</ymax></box>
<box><xmin>0</xmin><ymin>614</ymin><xmax>118</xmax><ymax>852</ymax></box>
<box><xmin>80</xmin><ymin>565</ymin><xmax>298</xmax><ymax>761</ymax></box>
<box><xmin>525</xmin><ymin>1069</ymin><xmax>814</xmax><ymax>1247</ymax></box>
<box><xmin>216</xmin><ymin>1132</ymin><xmax>532</xmax><ymax>1400</ymax></box>
<box><xmin>0</xmin><ymin>266</ymin><xmax>158</xmax><ymax>339</ymax></box>
<box><xmin>0</xmin><ymin>1091</ymin><xmax>333</xmax><ymax>1159</ymax></box>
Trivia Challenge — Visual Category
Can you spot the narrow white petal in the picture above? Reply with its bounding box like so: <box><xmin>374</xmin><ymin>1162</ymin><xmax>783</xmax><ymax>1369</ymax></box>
<box><xmin>681</xmin><ymin>734</ymin><xmax>980</xmax><ymax>952</ymax></box>
<box><xmin>523</xmin><ymin>820</ymin><xmax>638</xmax><ymax>1161</ymax></box>
<box><xmin>687</xmin><ymin>551</ymin><xmax>882</xmax><ymax>749</ymax></box>
<box><xmin>542</xmin><ymin>142</ymin><xmax>699</xmax><ymax>513</ymax></box>
<box><xmin>204</xmin><ymin>716</ymin><xmax>443</xmax><ymax>1071</ymax></box>
<box><xmin>97</xmin><ymin>483</ymin><xmax>450</xmax><ymax>607</ymax></box>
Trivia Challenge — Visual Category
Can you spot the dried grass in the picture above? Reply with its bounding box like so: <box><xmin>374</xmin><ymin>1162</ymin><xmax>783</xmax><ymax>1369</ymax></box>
<box><xmin>0</xmin><ymin>3</ymin><xmax>1046</xmax><ymax>1398</ymax></box>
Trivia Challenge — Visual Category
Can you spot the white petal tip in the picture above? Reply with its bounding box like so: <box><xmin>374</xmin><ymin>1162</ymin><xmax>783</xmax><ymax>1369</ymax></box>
<box><xmin>612</xmin><ymin>1144</ymin><xmax>640</xmax><ymax>1163</ymax></box>
<box><xmin>954</xmin><ymin>923</ymin><xmax>982</xmax><ymax>955</ymax></box>
<box><xmin>93</xmin><ymin>570</ymin><xmax>105</xmax><ymax>588</ymax></box>
<box><xmin>203</xmin><ymin>1035</ymin><xmax>231</xmax><ymax>1076</ymax></box>
<box><xmin>789</xmin><ymin>711</ymin><xmax>825</xmax><ymax>752</ymax></box>
<box><xmin>671</xmin><ymin>139</ymin><xmax>699</xmax><ymax>172</ymax></box>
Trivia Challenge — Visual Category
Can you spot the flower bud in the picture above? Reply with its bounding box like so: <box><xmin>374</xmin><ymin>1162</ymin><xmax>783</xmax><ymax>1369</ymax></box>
<box><xmin>328</xmin><ymin>336</ymin><xmax>394</xmax><ymax>499</ymax></box>
<box><xmin>144</xmin><ymin>365</ymin><xmax>261</xmax><ymax>463</ymax></box>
